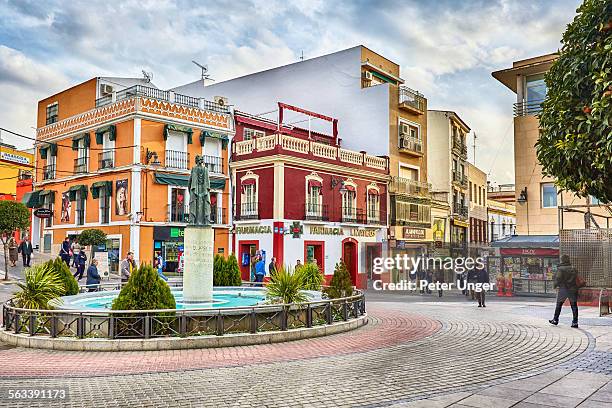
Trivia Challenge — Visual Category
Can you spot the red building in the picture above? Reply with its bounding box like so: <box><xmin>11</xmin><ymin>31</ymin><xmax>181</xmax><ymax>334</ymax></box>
<box><xmin>231</xmin><ymin>103</ymin><xmax>389</xmax><ymax>289</ymax></box>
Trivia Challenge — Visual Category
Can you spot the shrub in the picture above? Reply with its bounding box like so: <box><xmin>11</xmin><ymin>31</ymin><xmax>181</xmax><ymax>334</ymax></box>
<box><xmin>300</xmin><ymin>262</ymin><xmax>324</xmax><ymax>291</ymax></box>
<box><xmin>226</xmin><ymin>254</ymin><xmax>242</xmax><ymax>286</ymax></box>
<box><xmin>52</xmin><ymin>257</ymin><xmax>79</xmax><ymax>295</ymax></box>
<box><xmin>266</xmin><ymin>265</ymin><xmax>307</xmax><ymax>304</ymax></box>
<box><xmin>324</xmin><ymin>261</ymin><xmax>353</xmax><ymax>299</ymax></box>
<box><xmin>14</xmin><ymin>263</ymin><xmax>64</xmax><ymax>309</ymax></box>
<box><xmin>112</xmin><ymin>263</ymin><xmax>176</xmax><ymax>311</ymax></box>
<box><xmin>213</xmin><ymin>254</ymin><xmax>227</xmax><ymax>286</ymax></box>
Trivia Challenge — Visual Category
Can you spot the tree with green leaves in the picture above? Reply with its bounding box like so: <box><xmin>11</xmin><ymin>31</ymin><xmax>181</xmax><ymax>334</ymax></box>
<box><xmin>0</xmin><ymin>201</ymin><xmax>31</xmax><ymax>280</ymax></box>
<box><xmin>51</xmin><ymin>257</ymin><xmax>79</xmax><ymax>296</ymax></box>
<box><xmin>536</xmin><ymin>0</ymin><xmax>612</xmax><ymax>203</ymax></box>
<box><xmin>225</xmin><ymin>254</ymin><xmax>242</xmax><ymax>286</ymax></box>
<box><xmin>76</xmin><ymin>229</ymin><xmax>107</xmax><ymax>266</ymax></box>
<box><xmin>213</xmin><ymin>254</ymin><xmax>227</xmax><ymax>286</ymax></box>
<box><xmin>324</xmin><ymin>261</ymin><xmax>354</xmax><ymax>299</ymax></box>
<box><xmin>112</xmin><ymin>263</ymin><xmax>176</xmax><ymax>310</ymax></box>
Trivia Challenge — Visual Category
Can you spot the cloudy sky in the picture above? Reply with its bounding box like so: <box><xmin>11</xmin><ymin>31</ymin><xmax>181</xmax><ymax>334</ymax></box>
<box><xmin>0</xmin><ymin>0</ymin><xmax>581</xmax><ymax>184</ymax></box>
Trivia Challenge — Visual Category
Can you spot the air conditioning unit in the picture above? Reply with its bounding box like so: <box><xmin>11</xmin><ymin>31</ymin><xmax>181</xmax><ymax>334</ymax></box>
<box><xmin>362</xmin><ymin>71</ymin><xmax>373</xmax><ymax>81</ymax></box>
<box><xmin>100</xmin><ymin>84</ymin><xmax>113</xmax><ymax>96</ymax></box>
<box><xmin>400</xmin><ymin>123</ymin><xmax>410</xmax><ymax>135</ymax></box>
<box><xmin>214</xmin><ymin>96</ymin><xmax>229</xmax><ymax>106</ymax></box>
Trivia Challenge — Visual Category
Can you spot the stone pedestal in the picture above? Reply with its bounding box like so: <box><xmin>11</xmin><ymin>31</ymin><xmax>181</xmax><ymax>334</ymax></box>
<box><xmin>182</xmin><ymin>226</ymin><xmax>214</xmax><ymax>303</ymax></box>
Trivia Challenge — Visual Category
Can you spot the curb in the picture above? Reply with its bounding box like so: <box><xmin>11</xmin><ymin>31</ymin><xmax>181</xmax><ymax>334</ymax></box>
<box><xmin>0</xmin><ymin>314</ymin><xmax>367</xmax><ymax>351</ymax></box>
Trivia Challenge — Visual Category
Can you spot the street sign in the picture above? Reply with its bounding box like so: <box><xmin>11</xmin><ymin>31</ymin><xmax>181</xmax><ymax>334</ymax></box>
<box><xmin>33</xmin><ymin>208</ymin><xmax>53</xmax><ymax>219</ymax></box>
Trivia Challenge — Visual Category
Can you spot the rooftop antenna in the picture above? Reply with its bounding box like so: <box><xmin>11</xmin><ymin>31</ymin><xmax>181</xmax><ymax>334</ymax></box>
<box><xmin>300</xmin><ymin>50</ymin><xmax>304</xmax><ymax>61</ymax></box>
<box><xmin>192</xmin><ymin>60</ymin><xmax>215</xmax><ymax>86</ymax></box>
<box><xmin>472</xmin><ymin>131</ymin><xmax>477</xmax><ymax>165</ymax></box>
<box><xmin>141</xmin><ymin>70</ymin><xmax>153</xmax><ymax>83</ymax></box>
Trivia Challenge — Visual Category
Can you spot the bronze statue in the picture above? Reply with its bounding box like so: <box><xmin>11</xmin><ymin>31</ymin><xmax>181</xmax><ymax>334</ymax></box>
<box><xmin>188</xmin><ymin>155</ymin><xmax>211</xmax><ymax>226</ymax></box>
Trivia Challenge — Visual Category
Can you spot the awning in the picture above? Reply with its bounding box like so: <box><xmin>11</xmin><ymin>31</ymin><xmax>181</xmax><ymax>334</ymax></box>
<box><xmin>308</xmin><ymin>180</ymin><xmax>322</xmax><ymax>188</ymax></box>
<box><xmin>22</xmin><ymin>190</ymin><xmax>42</xmax><ymax>208</ymax></box>
<box><xmin>164</xmin><ymin>124</ymin><xmax>193</xmax><ymax>144</ymax></box>
<box><xmin>68</xmin><ymin>185</ymin><xmax>88</xmax><ymax>201</ymax></box>
<box><xmin>39</xmin><ymin>143</ymin><xmax>57</xmax><ymax>159</ymax></box>
<box><xmin>368</xmin><ymin>188</ymin><xmax>380</xmax><ymax>195</ymax></box>
<box><xmin>39</xmin><ymin>146</ymin><xmax>48</xmax><ymax>159</ymax></box>
<box><xmin>154</xmin><ymin>172</ymin><xmax>189</xmax><ymax>187</ymax></box>
<box><xmin>371</xmin><ymin>70</ymin><xmax>397</xmax><ymax>85</ymax></box>
<box><xmin>344</xmin><ymin>184</ymin><xmax>355</xmax><ymax>192</ymax></box>
<box><xmin>38</xmin><ymin>190</ymin><xmax>56</xmax><ymax>203</ymax></box>
<box><xmin>242</xmin><ymin>178</ymin><xmax>256</xmax><ymax>186</ymax></box>
<box><xmin>95</xmin><ymin>125</ymin><xmax>116</xmax><ymax>145</ymax></box>
<box><xmin>491</xmin><ymin>235</ymin><xmax>559</xmax><ymax>249</ymax></box>
<box><xmin>200</xmin><ymin>130</ymin><xmax>229</xmax><ymax>148</ymax></box>
<box><xmin>154</xmin><ymin>172</ymin><xmax>226</xmax><ymax>190</ymax></box>
<box><xmin>72</xmin><ymin>133</ymin><xmax>90</xmax><ymax>150</ymax></box>
<box><xmin>90</xmin><ymin>181</ymin><xmax>112</xmax><ymax>199</ymax></box>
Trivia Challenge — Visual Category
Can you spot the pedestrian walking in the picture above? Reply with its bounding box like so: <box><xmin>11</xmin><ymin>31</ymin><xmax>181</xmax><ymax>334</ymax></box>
<box><xmin>8</xmin><ymin>237</ymin><xmax>18</xmax><ymax>267</ymax></box>
<box><xmin>120</xmin><ymin>252</ymin><xmax>135</xmax><ymax>283</ymax></box>
<box><xmin>434</xmin><ymin>269</ymin><xmax>444</xmax><ymax>298</ymax></box>
<box><xmin>17</xmin><ymin>236</ymin><xmax>33</xmax><ymax>267</ymax></box>
<box><xmin>71</xmin><ymin>241</ymin><xmax>81</xmax><ymax>267</ymax></box>
<box><xmin>268</xmin><ymin>257</ymin><xmax>277</xmax><ymax>279</ymax></box>
<box><xmin>86</xmin><ymin>259</ymin><xmax>101</xmax><ymax>292</ymax></box>
<box><xmin>60</xmin><ymin>237</ymin><xmax>71</xmax><ymax>267</ymax></box>
<box><xmin>425</xmin><ymin>269</ymin><xmax>433</xmax><ymax>294</ymax></box>
<box><xmin>254</xmin><ymin>257</ymin><xmax>266</xmax><ymax>286</ymax></box>
<box><xmin>476</xmin><ymin>267</ymin><xmax>490</xmax><ymax>307</ymax></box>
<box><xmin>155</xmin><ymin>251</ymin><xmax>168</xmax><ymax>282</ymax></box>
<box><xmin>73</xmin><ymin>249</ymin><xmax>87</xmax><ymax>280</ymax></box>
<box><xmin>550</xmin><ymin>255</ymin><xmax>581</xmax><ymax>328</ymax></box>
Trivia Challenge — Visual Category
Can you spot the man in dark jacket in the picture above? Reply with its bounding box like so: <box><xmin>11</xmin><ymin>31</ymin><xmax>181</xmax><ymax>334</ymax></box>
<box><xmin>550</xmin><ymin>255</ymin><xmax>579</xmax><ymax>328</ymax></box>
<box><xmin>268</xmin><ymin>257</ymin><xmax>277</xmax><ymax>279</ymax></box>
<box><xmin>73</xmin><ymin>249</ymin><xmax>87</xmax><ymax>280</ymax></box>
<box><xmin>17</xmin><ymin>236</ymin><xmax>33</xmax><ymax>267</ymax></box>
<box><xmin>86</xmin><ymin>259</ymin><xmax>101</xmax><ymax>291</ymax></box>
<box><xmin>60</xmin><ymin>237</ymin><xmax>71</xmax><ymax>267</ymax></box>
<box><xmin>476</xmin><ymin>267</ymin><xmax>490</xmax><ymax>308</ymax></box>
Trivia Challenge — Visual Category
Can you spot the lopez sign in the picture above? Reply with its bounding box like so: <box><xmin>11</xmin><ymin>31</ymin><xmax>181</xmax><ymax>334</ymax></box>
<box><xmin>403</xmin><ymin>227</ymin><xmax>425</xmax><ymax>240</ymax></box>
<box><xmin>33</xmin><ymin>208</ymin><xmax>53</xmax><ymax>219</ymax></box>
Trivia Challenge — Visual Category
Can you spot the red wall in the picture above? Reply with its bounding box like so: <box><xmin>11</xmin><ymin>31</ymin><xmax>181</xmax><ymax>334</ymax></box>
<box><xmin>236</xmin><ymin>167</ymin><xmax>274</xmax><ymax>219</ymax></box>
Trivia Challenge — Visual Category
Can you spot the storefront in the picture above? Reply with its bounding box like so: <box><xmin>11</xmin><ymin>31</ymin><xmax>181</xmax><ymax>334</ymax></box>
<box><xmin>153</xmin><ymin>226</ymin><xmax>186</xmax><ymax>273</ymax></box>
<box><xmin>490</xmin><ymin>235</ymin><xmax>559</xmax><ymax>296</ymax></box>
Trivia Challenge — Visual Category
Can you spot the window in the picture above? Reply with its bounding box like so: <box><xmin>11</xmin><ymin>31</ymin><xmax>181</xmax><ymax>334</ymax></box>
<box><xmin>76</xmin><ymin>192</ymin><xmax>86</xmax><ymax>226</ymax></box>
<box><xmin>395</xmin><ymin>201</ymin><xmax>430</xmax><ymax>224</ymax></box>
<box><xmin>166</xmin><ymin>130</ymin><xmax>188</xmax><ymax>170</ymax></box>
<box><xmin>170</xmin><ymin>188</ymin><xmax>187</xmax><ymax>222</ymax></box>
<box><xmin>367</xmin><ymin>192</ymin><xmax>380</xmax><ymax>223</ymax></box>
<box><xmin>44</xmin><ymin>195</ymin><xmax>53</xmax><ymax>228</ymax></box>
<box><xmin>541</xmin><ymin>183</ymin><xmax>557</xmax><ymax>208</ymax></box>
<box><xmin>306</xmin><ymin>183</ymin><xmax>322</xmax><ymax>219</ymax></box>
<box><xmin>525</xmin><ymin>74</ymin><xmax>547</xmax><ymax>104</ymax></box>
<box><xmin>75</xmin><ymin>138</ymin><xmax>88</xmax><ymax>174</ymax></box>
<box><xmin>46</xmin><ymin>102</ymin><xmax>58</xmax><ymax>125</ymax></box>
<box><xmin>243</xmin><ymin>128</ymin><xmax>265</xmax><ymax>141</ymax></box>
<box><xmin>241</xmin><ymin>180</ymin><xmax>258</xmax><ymax>218</ymax></box>
<box><xmin>100</xmin><ymin>189</ymin><xmax>110</xmax><ymax>224</ymax></box>
<box><xmin>100</xmin><ymin>131</ymin><xmax>115</xmax><ymax>169</ymax></box>
<box><xmin>341</xmin><ymin>188</ymin><xmax>357</xmax><ymax>222</ymax></box>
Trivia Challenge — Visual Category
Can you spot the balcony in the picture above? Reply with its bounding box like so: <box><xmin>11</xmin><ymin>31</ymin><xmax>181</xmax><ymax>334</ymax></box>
<box><xmin>98</xmin><ymin>150</ymin><xmax>114</xmax><ymax>170</ymax></box>
<box><xmin>398</xmin><ymin>135</ymin><xmax>423</xmax><ymax>155</ymax></box>
<box><xmin>304</xmin><ymin>204</ymin><xmax>329</xmax><ymax>221</ymax></box>
<box><xmin>341</xmin><ymin>207</ymin><xmax>366</xmax><ymax>224</ymax></box>
<box><xmin>453</xmin><ymin>203</ymin><xmax>468</xmax><ymax>218</ymax></box>
<box><xmin>514</xmin><ymin>99</ymin><xmax>544</xmax><ymax>117</ymax></box>
<box><xmin>164</xmin><ymin>150</ymin><xmax>190</xmax><ymax>170</ymax></box>
<box><xmin>167</xmin><ymin>205</ymin><xmax>227</xmax><ymax>224</ymax></box>
<box><xmin>452</xmin><ymin>171</ymin><xmax>468</xmax><ymax>187</ymax></box>
<box><xmin>74</xmin><ymin>157</ymin><xmax>88</xmax><ymax>174</ymax></box>
<box><xmin>202</xmin><ymin>155</ymin><xmax>224</xmax><ymax>174</ymax></box>
<box><xmin>452</xmin><ymin>138</ymin><xmax>468</xmax><ymax>157</ymax></box>
<box><xmin>366</xmin><ymin>209</ymin><xmax>385</xmax><ymax>225</ymax></box>
<box><xmin>43</xmin><ymin>164</ymin><xmax>56</xmax><ymax>180</ymax></box>
<box><xmin>389</xmin><ymin>177</ymin><xmax>430</xmax><ymax>197</ymax></box>
<box><xmin>391</xmin><ymin>197</ymin><xmax>431</xmax><ymax>227</ymax></box>
<box><xmin>235</xmin><ymin>202</ymin><xmax>259</xmax><ymax>221</ymax></box>
<box><xmin>398</xmin><ymin>86</ymin><xmax>426</xmax><ymax>114</ymax></box>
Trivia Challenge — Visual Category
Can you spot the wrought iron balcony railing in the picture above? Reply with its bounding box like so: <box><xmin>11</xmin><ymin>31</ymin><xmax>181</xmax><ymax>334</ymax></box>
<box><xmin>74</xmin><ymin>157</ymin><xmax>88</xmax><ymax>174</ymax></box>
<box><xmin>341</xmin><ymin>207</ymin><xmax>366</xmax><ymax>224</ymax></box>
<box><xmin>43</xmin><ymin>164</ymin><xmax>56</xmax><ymax>180</ymax></box>
<box><xmin>98</xmin><ymin>150</ymin><xmax>114</xmax><ymax>170</ymax></box>
<box><xmin>164</xmin><ymin>150</ymin><xmax>190</xmax><ymax>170</ymax></box>
<box><xmin>453</xmin><ymin>203</ymin><xmax>468</xmax><ymax>217</ymax></box>
<box><xmin>514</xmin><ymin>99</ymin><xmax>545</xmax><ymax>117</ymax></box>
<box><xmin>202</xmin><ymin>155</ymin><xmax>224</xmax><ymax>174</ymax></box>
<box><xmin>304</xmin><ymin>204</ymin><xmax>329</xmax><ymax>221</ymax></box>
<box><xmin>398</xmin><ymin>86</ymin><xmax>426</xmax><ymax>113</ymax></box>
<box><xmin>236</xmin><ymin>202</ymin><xmax>259</xmax><ymax>221</ymax></box>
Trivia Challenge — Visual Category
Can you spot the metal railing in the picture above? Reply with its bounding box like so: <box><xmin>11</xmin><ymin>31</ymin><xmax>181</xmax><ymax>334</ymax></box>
<box><xmin>452</xmin><ymin>171</ymin><xmax>467</xmax><ymax>186</ymax></box>
<box><xmin>165</xmin><ymin>150</ymin><xmax>189</xmax><ymax>170</ymax></box>
<box><xmin>514</xmin><ymin>99</ymin><xmax>545</xmax><ymax>117</ymax></box>
<box><xmin>74</xmin><ymin>157</ymin><xmax>88</xmax><ymax>174</ymax></box>
<box><xmin>98</xmin><ymin>150</ymin><xmax>114</xmax><ymax>170</ymax></box>
<box><xmin>43</xmin><ymin>164</ymin><xmax>56</xmax><ymax>180</ymax></box>
<box><xmin>304</xmin><ymin>204</ymin><xmax>329</xmax><ymax>221</ymax></box>
<box><xmin>1</xmin><ymin>287</ymin><xmax>365</xmax><ymax>340</ymax></box>
<box><xmin>236</xmin><ymin>202</ymin><xmax>259</xmax><ymax>220</ymax></box>
<box><xmin>453</xmin><ymin>203</ymin><xmax>468</xmax><ymax>217</ymax></box>
<box><xmin>211</xmin><ymin>207</ymin><xmax>227</xmax><ymax>225</ymax></box>
<box><xmin>389</xmin><ymin>176</ymin><xmax>430</xmax><ymax>196</ymax></box>
<box><xmin>202</xmin><ymin>155</ymin><xmax>223</xmax><ymax>174</ymax></box>
<box><xmin>168</xmin><ymin>205</ymin><xmax>189</xmax><ymax>223</ymax></box>
<box><xmin>341</xmin><ymin>207</ymin><xmax>365</xmax><ymax>224</ymax></box>
<box><xmin>174</xmin><ymin>93</ymin><xmax>200</xmax><ymax>108</ymax></box>
<box><xmin>366</xmin><ymin>209</ymin><xmax>384</xmax><ymax>225</ymax></box>
<box><xmin>398</xmin><ymin>136</ymin><xmax>423</xmax><ymax>154</ymax></box>
<box><xmin>398</xmin><ymin>86</ymin><xmax>426</xmax><ymax>112</ymax></box>
<box><xmin>453</xmin><ymin>138</ymin><xmax>467</xmax><ymax>156</ymax></box>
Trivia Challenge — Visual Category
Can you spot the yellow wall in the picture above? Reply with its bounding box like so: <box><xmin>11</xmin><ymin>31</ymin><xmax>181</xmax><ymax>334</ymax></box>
<box><xmin>0</xmin><ymin>146</ymin><xmax>33</xmax><ymax>195</ymax></box>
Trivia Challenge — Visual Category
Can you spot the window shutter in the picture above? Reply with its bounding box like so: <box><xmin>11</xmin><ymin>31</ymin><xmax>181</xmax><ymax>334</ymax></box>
<box><xmin>39</xmin><ymin>147</ymin><xmax>48</xmax><ymax>159</ymax></box>
<box><xmin>49</xmin><ymin>143</ymin><xmax>58</xmax><ymax>156</ymax></box>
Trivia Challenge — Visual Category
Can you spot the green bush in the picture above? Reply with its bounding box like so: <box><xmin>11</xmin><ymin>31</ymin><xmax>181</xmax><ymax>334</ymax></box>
<box><xmin>226</xmin><ymin>254</ymin><xmax>242</xmax><ymax>286</ymax></box>
<box><xmin>112</xmin><ymin>263</ymin><xmax>176</xmax><ymax>311</ymax></box>
<box><xmin>14</xmin><ymin>263</ymin><xmax>64</xmax><ymax>309</ymax></box>
<box><xmin>52</xmin><ymin>257</ymin><xmax>79</xmax><ymax>295</ymax></box>
<box><xmin>324</xmin><ymin>261</ymin><xmax>353</xmax><ymax>299</ymax></box>
<box><xmin>213</xmin><ymin>254</ymin><xmax>227</xmax><ymax>286</ymax></box>
<box><xmin>266</xmin><ymin>265</ymin><xmax>307</xmax><ymax>304</ymax></box>
<box><xmin>300</xmin><ymin>262</ymin><xmax>324</xmax><ymax>291</ymax></box>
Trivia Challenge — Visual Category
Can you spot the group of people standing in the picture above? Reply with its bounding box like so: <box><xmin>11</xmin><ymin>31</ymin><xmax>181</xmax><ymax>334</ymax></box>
<box><xmin>7</xmin><ymin>235</ymin><xmax>33</xmax><ymax>268</ymax></box>
<box><xmin>59</xmin><ymin>237</ymin><xmax>88</xmax><ymax>280</ymax></box>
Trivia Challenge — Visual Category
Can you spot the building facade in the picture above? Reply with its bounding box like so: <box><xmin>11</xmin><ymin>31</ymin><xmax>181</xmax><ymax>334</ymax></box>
<box><xmin>231</xmin><ymin>106</ymin><xmax>389</xmax><ymax>289</ymax></box>
<box><xmin>29</xmin><ymin>77</ymin><xmax>233</xmax><ymax>275</ymax></box>
<box><xmin>487</xmin><ymin>198</ymin><xmax>516</xmax><ymax>242</ymax></box>
<box><xmin>426</xmin><ymin>110</ymin><xmax>470</xmax><ymax>258</ymax></box>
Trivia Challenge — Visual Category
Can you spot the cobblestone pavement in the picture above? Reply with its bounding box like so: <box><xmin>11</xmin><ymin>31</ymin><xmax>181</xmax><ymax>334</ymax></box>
<box><xmin>0</xmin><ymin>293</ymin><xmax>610</xmax><ymax>407</ymax></box>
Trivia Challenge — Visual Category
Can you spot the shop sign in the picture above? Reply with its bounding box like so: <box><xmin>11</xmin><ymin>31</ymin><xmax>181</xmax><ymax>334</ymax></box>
<box><xmin>500</xmin><ymin>248</ymin><xmax>559</xmax><ymax>256</ymax></box>
<box><xmin>170</xmin><ymin>227</ymin><xmax>185</xmax><ymax>238</ymax></box>
<box><xmin>403</xmin><ymin>227</ymin><xmax>425</xmax><ymax>240</ymax></box>
<box><xmin>235</xmin><ymin>225</ymin><xmax>273</xmax><ymax>234</ymax></box>
<box><xmin>351</xmin><ymin>228</ymin><xmax>376</xmax><ymax>238</ymax></box>
<box><xmin>33</xmin><ymin>208</ymin><xmax>53</xmax><ymax>219</ymax></box>
<box><xmin>0</xmin><ymin>151</ymin><xmax>31</xmax><ymax>165</ymax></box>
<box><xmin>309</xmin><ymin>226</ymin><xmax>344</xmax><ymax>235</ymax></box>
<box><xmin>290</xmin><ymin>222</ymin><xmax>303</xmax><ymax>238</ymax></box>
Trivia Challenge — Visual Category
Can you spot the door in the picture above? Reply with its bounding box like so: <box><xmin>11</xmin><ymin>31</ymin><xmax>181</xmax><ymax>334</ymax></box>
<box><xmin>342</xmin><ymin>239</ymin><xmax>358</xmax><ymax>287</ymax></box>
<box><xmin>366</xmin><ymin>243</ymin><xmax>382</xmax><ymax>281</ymax></box>
<box><xmin>239</xmin><ymin>241</ymin><xmax>258</xmax><ymax>281</ymax></box>
<box><xmin>166</xmin><ymin>130</ymin><xmax>187</xmax><ymax>169</ymax></box>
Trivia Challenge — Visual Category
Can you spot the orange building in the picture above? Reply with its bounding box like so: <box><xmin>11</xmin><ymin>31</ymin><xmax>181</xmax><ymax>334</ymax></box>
<box><xmin>30</xmin><ymin>77</ymin><xmax>233</xmax><ymax>275</ymax></box>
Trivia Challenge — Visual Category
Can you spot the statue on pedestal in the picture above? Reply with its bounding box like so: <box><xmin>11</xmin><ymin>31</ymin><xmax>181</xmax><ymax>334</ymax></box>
<box><xmin>188</xmin><ymin>155</ymin><xmax>211</xmax><ymax>226</ymax></box>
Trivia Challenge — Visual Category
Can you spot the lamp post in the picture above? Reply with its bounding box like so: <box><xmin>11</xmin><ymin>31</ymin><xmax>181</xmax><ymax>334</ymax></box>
<box><xmin>517</xmin><ymin>187</ymin><xmax>529</xmax><ymax>235</ymax></box>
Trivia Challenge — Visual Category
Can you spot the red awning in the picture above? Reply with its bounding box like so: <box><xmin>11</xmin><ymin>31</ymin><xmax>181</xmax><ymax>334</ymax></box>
<box><xmin>368</xmin><ymin>188</ymin><xmax>380</xmax><ymax>195</ymax></box>
<box><xmin>344</xmin><ymin>184</ymin><xmax>355</xmax><ymax>192</ymax></box>
<box><xmin>242</xmin><ymin>178</ymin><xmax>256</xmax><ymax>185</ymax></box>
<box><xmin>308</xmin><ymin>179</ymin><xmax>322</xmax><ymax>188</ymax></box>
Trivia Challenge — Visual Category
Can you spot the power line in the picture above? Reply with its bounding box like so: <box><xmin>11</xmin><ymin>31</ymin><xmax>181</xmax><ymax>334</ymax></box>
<box><xmin>0</xmin><ymin>127</ymin><xmax>139</xmax><ymax>151</ymax></box>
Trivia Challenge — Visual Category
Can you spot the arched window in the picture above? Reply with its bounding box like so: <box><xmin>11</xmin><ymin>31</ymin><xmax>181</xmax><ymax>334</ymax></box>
<box><xmin>240</xmin><ymin>171</ymin><xmax>258</xmax><ymax>219</ymax></box>
<box><xmin>341</xmin><ymin>179</ymin><xmax>357</xmax><ymax>222</ymax></box>
<box><xmin>305</xmin><ymin>173</ymin><xmax>324</xmax><ymax>220</ymax></box>
<box><xmin>366</xmin><ymin>184</ymin><xmax>380</xmax><ymax>224</ymax></box>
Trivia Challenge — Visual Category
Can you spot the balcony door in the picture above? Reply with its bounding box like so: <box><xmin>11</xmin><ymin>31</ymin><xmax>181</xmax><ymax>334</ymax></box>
<box><xmin>170</xmin><ymin>187</ymin><xmax>187</xmax><ymax>223</ymax></box>
<box><xmin>101</xmin><ymin>132</ymin><xmax>115</xmax><ymax>169</ymax></box>
<box><xmin>166</xmin><ymin>130</ymin><xmax>187</xmax><ymax>169</ymax></box>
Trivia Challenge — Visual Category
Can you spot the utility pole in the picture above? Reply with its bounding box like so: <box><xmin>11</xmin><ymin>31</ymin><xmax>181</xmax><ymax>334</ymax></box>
<box><xmin>472</xmin><ymin>131</ymin><xmax>477</xmax><ymax>165</ymax></box>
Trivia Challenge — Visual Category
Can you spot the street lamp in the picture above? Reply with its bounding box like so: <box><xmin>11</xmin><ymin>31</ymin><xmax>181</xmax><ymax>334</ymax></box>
<box><xmin>517</xmin><ymin>187</ymin><xmax>529</xmax><ymax>235</ymax></box>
